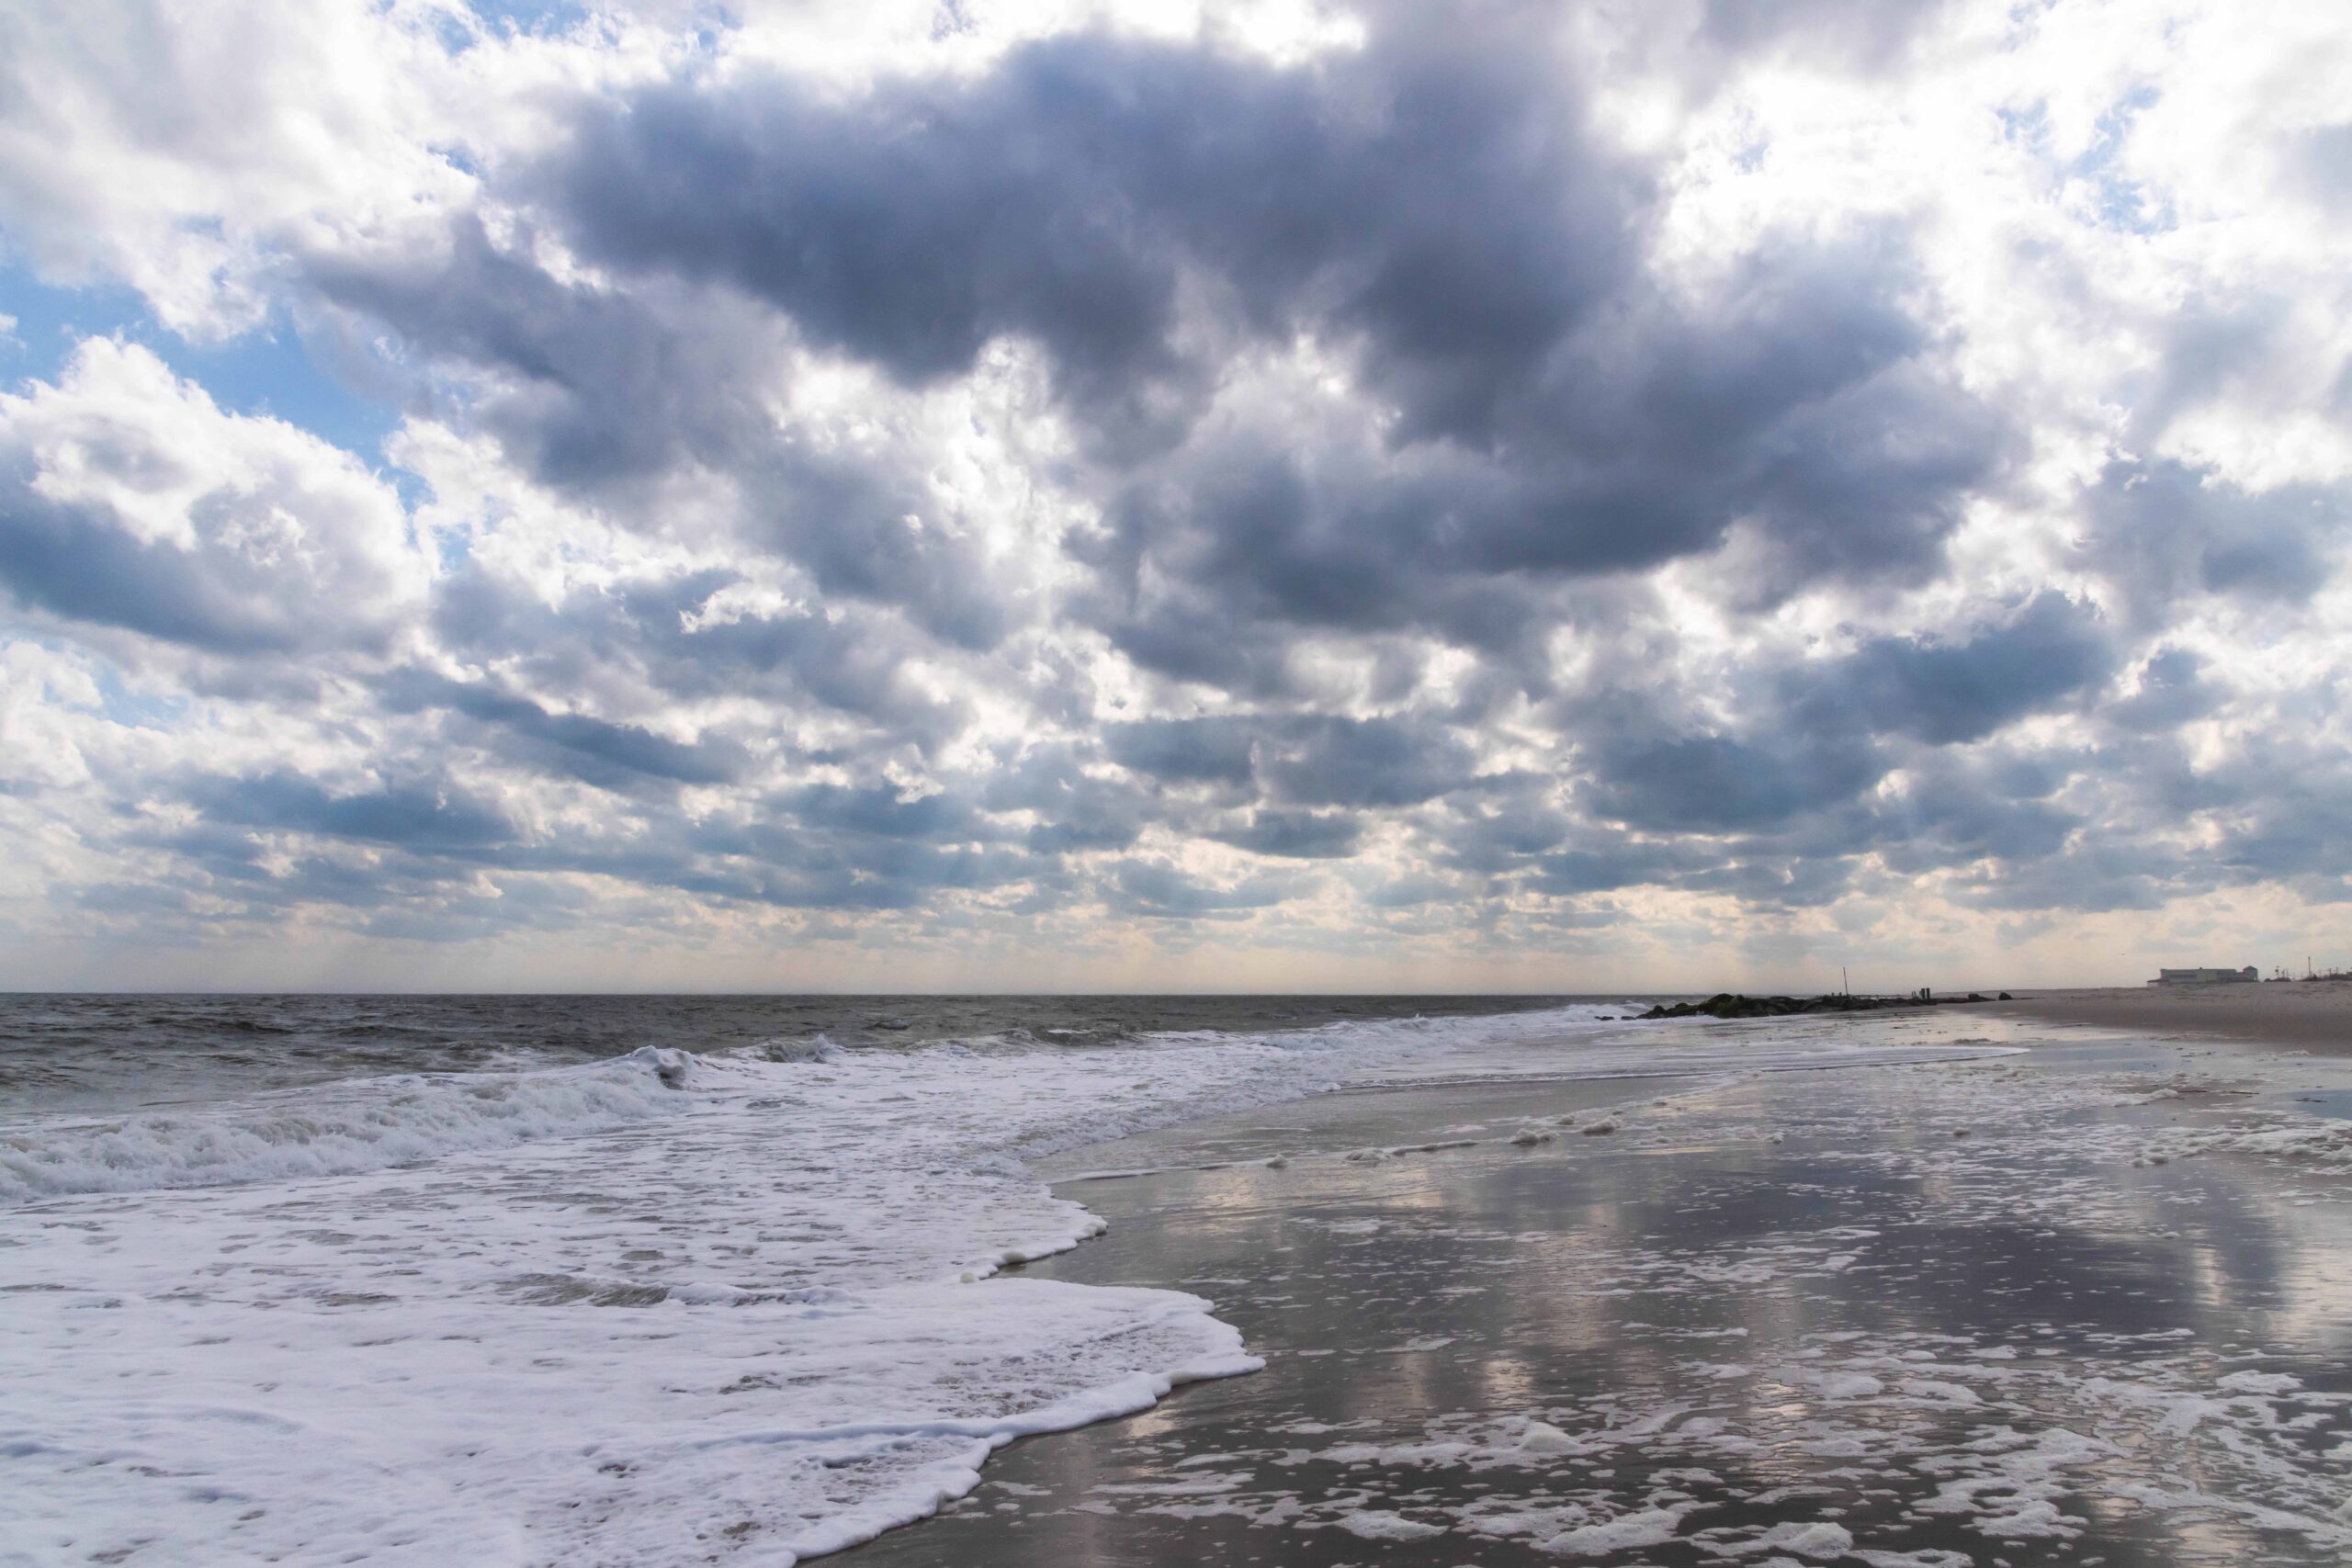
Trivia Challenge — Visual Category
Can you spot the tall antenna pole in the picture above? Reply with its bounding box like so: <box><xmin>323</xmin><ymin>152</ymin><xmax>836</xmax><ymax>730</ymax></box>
<box><xmin>1842</xmin><ymin>965</ymin><xmax>1849</xmax><ymax>997</ymax></box>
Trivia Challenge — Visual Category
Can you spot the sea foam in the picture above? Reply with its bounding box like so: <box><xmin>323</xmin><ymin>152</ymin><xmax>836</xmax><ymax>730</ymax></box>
<box><xmin>0</xmin><ymin>1046</ymin><xmax>701</xmax><ymax>1202</ymax></box>
<box><xmin>1</xmin><ymin>1003</ymin><xmax>1643</xmax><ymax>1564</ymax></box>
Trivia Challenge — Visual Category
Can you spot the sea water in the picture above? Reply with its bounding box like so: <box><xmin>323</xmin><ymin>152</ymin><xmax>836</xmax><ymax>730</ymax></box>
<box><xmin>3</xmin><ymin>996</ymin><xmax>2136</xmax><ymax>1564</ymax></box>
<box><xmin>1</xmin><ymin>994</ymin><xmax>1647</xmax><ymax>1564</ymax></box>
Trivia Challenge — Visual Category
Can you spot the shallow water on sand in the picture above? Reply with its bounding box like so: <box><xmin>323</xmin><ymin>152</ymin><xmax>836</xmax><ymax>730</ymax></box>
<box><xmin>853</xmin><ymin>1020</ymin><xmax>2352</xmax><ymax>1566</ymax></box>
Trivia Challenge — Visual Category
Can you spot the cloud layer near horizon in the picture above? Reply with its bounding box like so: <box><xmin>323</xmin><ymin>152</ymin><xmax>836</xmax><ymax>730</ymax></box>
<box><xmin>0</xmin><ymin>0</ymin><xmax>2346</xmax><ymax>989</ymax></box>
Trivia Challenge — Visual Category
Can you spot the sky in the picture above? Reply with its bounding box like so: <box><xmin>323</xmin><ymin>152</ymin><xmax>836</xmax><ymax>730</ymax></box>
<box><xmin>0</xmin><ymin>0</ymin><xmax>2346</xmax><ymax>993</ymax></box>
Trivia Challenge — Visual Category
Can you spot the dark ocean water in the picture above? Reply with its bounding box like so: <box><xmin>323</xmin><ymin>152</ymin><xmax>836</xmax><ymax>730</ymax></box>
<box><xmin>0</xmin><ymin>993</ymin><xmax>1633</xmax><ymax>1112</ymax></box>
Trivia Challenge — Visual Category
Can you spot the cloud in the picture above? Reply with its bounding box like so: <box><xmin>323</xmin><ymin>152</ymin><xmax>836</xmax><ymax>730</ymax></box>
<box><xmin>536</xmin><ymin>10</ymin><xmax>1633</xmax><ymax>456</ymax></box>
<box><xmin>1102</xmin><ymin>712</ymin><xmax>1476</xmax><ymax>808</ymax></box>
<box><xmin>2086</xmin><ymin>457</ymin><xmax>2345</xmax><ymax>613</ymax></box>
<box><xmin>1790</xmin><ymin>592</ymin><xmax>2115</xmax><ymax>747</ymax></box>
<box><xmin>0</xmin><ymin>339</ymin><xmax>430</xmax><ymax>657</ymax></box>
<box><xmin>182</xmin><ymin>769</ymin><xmax>512</xmax><ymax>853</ymax></box>
<box><xmin>1694</xmin><ymin>0</ymin><xmax>1951</xmax><ymax>67</ymax></box>
<box><xmin>1105</xmin><ymin>857</ymin><xmax>1305</xmax><ymax>919</ymax></box>
<box><xmin>1253</xmin><ymin>715</ymin><xmax>1481</xmax><ymax>807</ymax></box>
<box><xmin>0</xmin><ymin>0</ymin><xmax>2346</xmax><ymax>984</ymax></box>
<box><xmin>306</xmin><ymin>216</ymin><xmax>782</xmax><ymax>492</ymax></box>
<box><xmin>425</xmin><ymin>560</ymin><xmax>973</xmax><ymax>747</ymax></box>
<box><xmin>981</xmin><ymin>748</ymin><xmax>1149</xmax><ymax>853</ymax></box>
<box><xmin>1581</xmin><ymin>730</ymin><xmax>1887</xmax><ymax>836</ymax></box>
<box><xmin>376</xmin><ymin>667</ymin><xmax>743</xmax><ymax>791</ymax></box>
<box><xmin>2107</xmin><ymin>646</ymin><xmax>2220</xmax><ymax>733</ymax></box>
<box><xmin>1210</xmin><ymin>808</ymin><xmax>1365</xmax><ymax>859</ymax></box>
<box><xmin>1106</xmin><ymin>716</ymin><xmax>1260</xmax><ymax>788</ymax></box>
<box><xmin>0</xmin><ymin>0</ymin><xmax>474</xmax><ymax>335</ymax></box>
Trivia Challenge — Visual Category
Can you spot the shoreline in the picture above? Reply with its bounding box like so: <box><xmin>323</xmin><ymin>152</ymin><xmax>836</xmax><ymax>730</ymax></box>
<box><xmin>846</xmin><ymin>1012</ymin><xmax>2352</xmax><ymax>1566</ymax></box>
<box><xmin>1984</xmin><ymin>982</ymin><xmax>2352</xmax><ymax>1053</ymax></box>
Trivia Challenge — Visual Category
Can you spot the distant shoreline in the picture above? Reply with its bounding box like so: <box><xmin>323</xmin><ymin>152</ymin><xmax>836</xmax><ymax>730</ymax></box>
<box><xmin>1985</xmin><ymin>983</ymin><xmax>2352</xmax><ymax>1054</ymax></box>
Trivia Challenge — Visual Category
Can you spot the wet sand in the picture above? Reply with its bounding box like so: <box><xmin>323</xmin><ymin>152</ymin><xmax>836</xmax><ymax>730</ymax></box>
<box><xmin>1988</xmin><ymin>983</ymin><xmax>2352</xmax><ymax>1053</ymax></box>
<box><xmin>847</xmin><ymin>1013</ymin><xmax>2352</xmax><ymax>1567</ymax></box>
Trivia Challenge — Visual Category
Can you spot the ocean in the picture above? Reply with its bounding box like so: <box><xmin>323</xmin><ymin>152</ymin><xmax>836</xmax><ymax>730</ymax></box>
<box><xmin>0</xmin><ymin>993</ymin><xmax>1645</xmax><ymax>1563</ymax></box>
<box><xmin>8</xmin><ymin>996</ymin><xmax>2346</xmax><ymax>1566</ymax></box>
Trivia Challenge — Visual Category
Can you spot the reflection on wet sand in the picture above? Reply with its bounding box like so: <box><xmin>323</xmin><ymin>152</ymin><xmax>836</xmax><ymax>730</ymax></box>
<box><xmin>849</xmin><ymin>1020</ymin><xmax>2352</xmax><ymax>1567</ymax></box>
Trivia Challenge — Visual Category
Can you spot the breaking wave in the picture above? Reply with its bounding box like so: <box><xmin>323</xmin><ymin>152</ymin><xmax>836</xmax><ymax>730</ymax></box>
<box><xmin>0</xmin><ymin>1046</ymin><xmax>706</xmax><ymax>1203</ymax></box>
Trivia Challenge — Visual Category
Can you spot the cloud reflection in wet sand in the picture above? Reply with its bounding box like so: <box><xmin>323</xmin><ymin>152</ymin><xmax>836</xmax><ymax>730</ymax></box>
<box><xmin>856</xmin><ymin>1021</ymin><xmax>2352</xmax><ymax>1566</ymax></box>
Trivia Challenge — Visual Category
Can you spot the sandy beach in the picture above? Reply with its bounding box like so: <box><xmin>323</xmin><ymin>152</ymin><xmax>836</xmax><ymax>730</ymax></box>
<box><xmin>850</xmin><ymin>1010</ymin><xmax>2352</xmax><ymax>1567</ymax></box>
<box><xmin>1989</xmin><ymin>982</ymin><xmax>2352</xmax><ymax>1052</ymax></box>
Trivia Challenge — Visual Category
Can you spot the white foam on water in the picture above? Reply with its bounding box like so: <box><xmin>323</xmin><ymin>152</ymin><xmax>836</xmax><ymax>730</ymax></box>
<box><xmin>0</xmin><ymin>1002</ymin><xmax>1647</xmax><ymax>1565</ymax></box>
<box><xmin>1330</xmin><ymin>1507</ymin><xmax>1448</xmax><ymax>1540</ymax></box>
<box><xmin>2167</xmin><ymin>1115</ymin><xmax>2352</xmax><ymax>1178</ymax></box>
<box><xmin>0</xmin><ymin>1046</ymin><xmax>703</xmax><ymax>1202</ymax></box>
<box><xmin>1545</xmin><ymin>1503</ymin><xmax>1694</xmax><ymax>1555</ymax></box>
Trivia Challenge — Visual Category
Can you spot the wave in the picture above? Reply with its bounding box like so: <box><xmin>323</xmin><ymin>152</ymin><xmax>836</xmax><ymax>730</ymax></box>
<box><xmin>0</xmin><ymin>1003</ymin><xmax>1643</xmax><ymax>1206</ymax></box>
<box><xmin>0</xmin><ymin>1047</ymin><xmax>707</xmax><ymax>1203</ymax></box>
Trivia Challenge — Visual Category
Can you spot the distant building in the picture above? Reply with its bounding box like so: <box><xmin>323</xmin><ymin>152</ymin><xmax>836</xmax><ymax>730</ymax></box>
<box><xmin>2150</xmin><ymin>966</ymin><xmax>2258</xmax><ymax>986</ymax></box>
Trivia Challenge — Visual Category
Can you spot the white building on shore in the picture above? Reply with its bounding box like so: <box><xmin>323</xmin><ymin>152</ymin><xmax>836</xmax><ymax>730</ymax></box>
<box><xmin>2149</xmin><ymin>966</ymin><xmax>2258</xmax><ymax>986</ymax></box>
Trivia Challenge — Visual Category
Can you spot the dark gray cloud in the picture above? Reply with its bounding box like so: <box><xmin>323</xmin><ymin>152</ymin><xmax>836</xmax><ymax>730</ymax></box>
<box><xmin>0</xmin><ymin>489</ymin><xmax>289</xmax><ymax>652</ymax></box>
<box><xmin>1786</xmin><ymin>592</ymin><xmax>2114</xmax><ymax>746</ymax></box>
<box><xmin>311</xmin><ymin>225</ymin><xmax>1023</xmax><ymax>653</ymax></box>
<box><xmin>1105</xmin><ymin>716</ymin><xmax>1260</xmax><ymax>788</ymax></box>
<box><xmin>2086</xmin><ymin>458</ymin><xmax>2345</xmax><ymax>613</ymax></box>
<box><xmin>429</xmin><ymin>561</ymin><xmax>970</xmax><ymax>749</ymax></box>
<box><xmin>2197</xmin><ymin>737</ymin><xmax>2352</xmax><ymax>896</ymax></box>
<box><xmin>1210</xmin><ymin>809</ymin><xmax>1365</xmax><ymax>860</ymax></box>
<box><xmin>782</xmin><ymin>781</ymin><xmax>986</xmax><ymax>844</ymax></box>
<box><xmin>0</xmin><ymin>344</ymin><xmax>424</xmax><ymax>660</ymax></box>
<box><xmin>1104</xmin><ymin>858</ymin><xmax>1304</xmax><ymax>919</ymax></box>
<box><xmin>379</xmin><ymin>667</ymin><xmax>741</xmax><ymax>790</ymax></box>
<box><xmin>539</xmin><ymin>9</ymin><xmax>1632</xmax><ymax>456</ymax></box>
<box><xmin>1527</xmin><ymin>840</ymin><xmax>1713</xmax><ymax>897</ymax></box>
<box><xmin>1105</xmin><ymin>713</ymin><xmax>1477</xmax><ymax>808</ymax></box>
<box><xmin>2107</xmin><ymin>646</ymin><xmax>2221</xmax><ymax>733</ymax></box>
<box><xmin>182</xmin><ymin>771</ymin><xmax>513</xmax><ymax>852</ymax></box>
<box><xmin>1072</xmin><ymin>232</ymin><xmax>2011</xmax><ymax>689</ymax></box>
<box><xmin>1864</xmin><ymin>755</ymin><xmax>2079</xmax><ymax>875</ymax></box>
<box><xmin>1077</xmin><ymin>237</ymin><xmax>2013</xmax><ymax>691</ymax></box>
<box><xmin>1580</xmin><ymin>730</ymin><xmax>1887</xmax><ymax>835</ymax></box>
<box><xmin>1537</xmin><ymin>597</ymin><xmax>2113</xmax><ymax>894</ymax></box>
<box><xmin>2294</xmin><ymin>122</ymin><xmax>2352</xmax><ymax>216</ymax></box>
<box><xmin>308</xmin><ymin>216</ymin><xmax>775</xmax><ymax>490</ymax></box>
<box><xmin>1945</xmin><ymin>840</ymin><xmax>2193</xmax><ymax>913</ymax></box>
<box><xmin>979</xmin><ymin>749</ymin><xmax>1151</xmax><ymax>854</ymax></box>
<box><xmin>1439</xmin><ymin>795</ymin><xmax>1579</xmax><ymax>871</ymax></box>
<box><xmin>1677</xmin><ymin>852</ymin><xmax>1860</xmax><ymax>910</ymax></box>
<box><xmin>1695</xmin><ymin>0</ymin><xmax>1951</xmax><ymax>67</ymax></box>
<box><xmin>1255</xmin><ymin>715</ymin><xmax>1480</xmax><ymax>807</ymax></box>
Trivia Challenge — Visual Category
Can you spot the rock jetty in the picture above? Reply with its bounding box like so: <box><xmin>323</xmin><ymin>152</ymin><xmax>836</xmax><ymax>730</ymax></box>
<box><xmin>1638</xmin><ymin>991</ymin><xmax>1994</xmax><ymax>1021</ymax></box>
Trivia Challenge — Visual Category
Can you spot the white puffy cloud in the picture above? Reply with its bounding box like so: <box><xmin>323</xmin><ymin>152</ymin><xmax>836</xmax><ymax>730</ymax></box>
<box><xmin>0</xmin><ymin>338</ymin><xmax>434</xmax><ymax>658</ymax></box>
